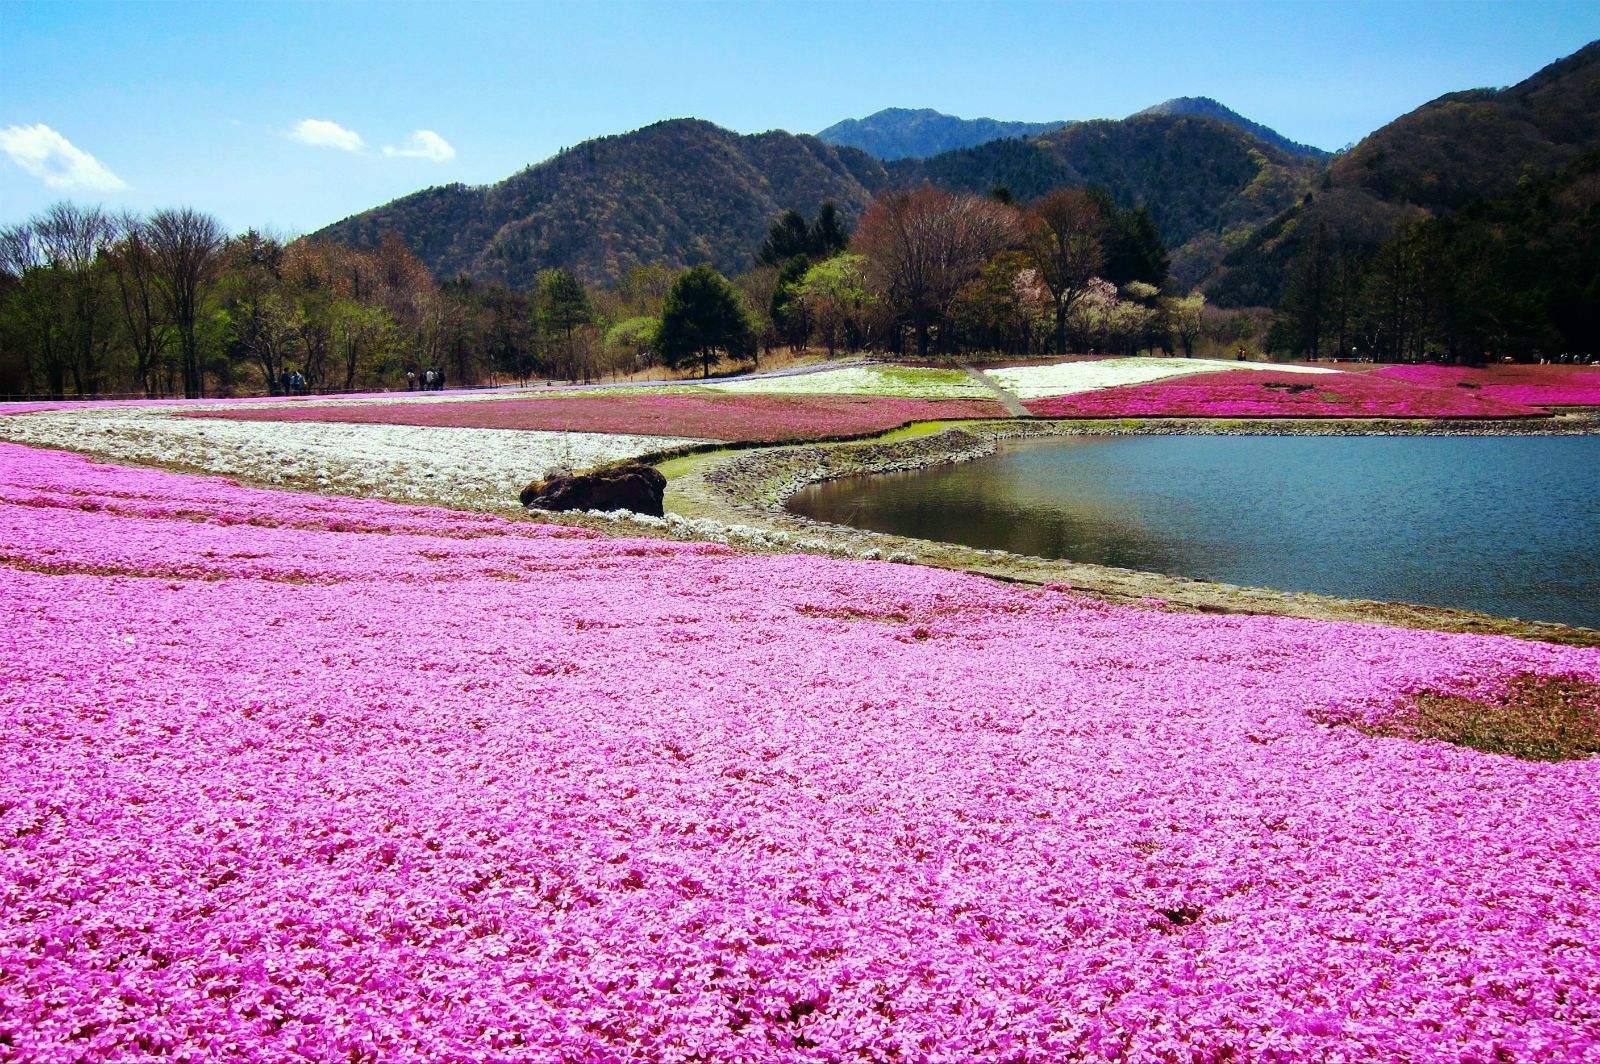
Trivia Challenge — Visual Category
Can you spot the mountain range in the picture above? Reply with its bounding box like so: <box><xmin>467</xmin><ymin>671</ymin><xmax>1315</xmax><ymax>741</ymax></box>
<box><xmin>1129</xmin><ymin>98</ymin><xmax>1329</xmax><ymax>160</ymax></box>
<box><xmin>815</xmin><ymin>108</ymin><xmax>1068</xmax><ymax>160</ymax></box>
<box><xmin>1207</xmin><ymin>38</ymin><xmax>1600</xmax><ymax>306</ymax></box>
<box><xmin>817</xmin><ymin>100</ymin><xmax>1329</xmax><ymax>162</ymax></box>
<box><xmin>312</xmin><ymin>41</ymin><xmax>1599</xmax><ymax>306</ymax></box>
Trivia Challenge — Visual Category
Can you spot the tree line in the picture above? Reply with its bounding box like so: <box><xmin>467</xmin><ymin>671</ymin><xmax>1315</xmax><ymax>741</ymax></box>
<box><xmin>744</xmin><ymin>186</ymin><xmax>1257</xmax><ymax>364</ymax></box>
<box><xmin>1266</xmin><ymin>151</ymin><xmax>1600</xmax><ymax>363</ymax></box>
<box><xmin>0</xmin><ymin>204</ymin><xmax>710</xmax><ymax>399</ymax></box>
<box><xmin>3</xmin><ymin>185</ymin><xmax>1268</xmax><ymax>399</ymax></box>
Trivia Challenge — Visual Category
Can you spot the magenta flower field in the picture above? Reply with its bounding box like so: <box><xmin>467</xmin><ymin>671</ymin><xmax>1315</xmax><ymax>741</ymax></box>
<box><xmin>191</xmin><ymin>393</ymin><xmax>1009</xmax><ymax>443</ymax></box>
<box><xmin>4</xmin><ymin>441</ymin><xmax>1599</xmax><ymax>1061</ymax></box>
<box><xmin>1023</xmin><ymin>369</ymin><xmax>1546</xmax><ymax>419</ymax></box>
<box><xmin>1373</xmin><ymin>364</ymin><xmax>1600</xmax><ymax>407</ymax></box>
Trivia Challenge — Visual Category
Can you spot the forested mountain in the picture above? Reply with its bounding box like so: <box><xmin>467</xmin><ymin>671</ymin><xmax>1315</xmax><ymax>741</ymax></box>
<box><xmin>317</xmin><ymin>111</ymin><xmax>1312</xmax><ymax>290</ymax></box>
<box><xmin>1207</xmin><ymin>40</ymin><xmax>1600</xmax><ymax>306</ymax></box>
<box><xmin>816</xmin><ymin>108</ymin><xmax>1068</xmax><ymax>160</ymax></box>
<box><xmin>315</xmin><ymin>42</ymin><xmax>1596</xmax><ymax>299</ymax></box>
<box><xmin>889</xmin><ymin>114</ymin><xmax>1322</xmax><ymax>288</ymax></box>
<box><xmin>1132</xmin><ymin>97</ymin><xmax>1329</xmax><ymax>159</ymax></box>
<box><xmin>314</xmin><ymin>120</ymin><xmax>888</xmax><ymax>287</ymax></box>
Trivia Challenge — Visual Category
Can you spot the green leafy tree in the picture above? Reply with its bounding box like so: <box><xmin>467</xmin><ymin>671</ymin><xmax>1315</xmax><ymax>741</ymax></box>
<box><xmin>797</xmin><ymin>254</ymin><xmax>875</xmax><ymax>356</ymax></box>
<box><xmin>951</xmin><ymin>251</ymin><xmax>1049</xmax><ymax>355</ymax></box>
<box><xmin>605</xmin><ymin>315</ymin><xmax>660</xmax><ymax>372</ymax></box>
<box><xmin>1164</xmin><ymin>291</ymin><xmax>1206</xmax><ymax>357</ymax></box>
<box><xmin>657</xmin><ymin>266</ymin><xmax>756</xmax><ymax>378</ymax></box>
<box><xmin>331</xmin><ymin>300</ymin><xmax>395</xmax><ymax>391</ymax></box>
<box><xmin>536</xmin><ymin>268</ymin><xmax>593</xmax><ymax>338</ymax></box>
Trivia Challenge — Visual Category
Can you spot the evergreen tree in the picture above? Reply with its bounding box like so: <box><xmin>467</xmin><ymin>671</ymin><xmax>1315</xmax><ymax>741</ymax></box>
<box><xmin>535</xmin><ymin>268</ymin><xmax>592</xmax><ymax>338</ymax></box>
<box><xmin>756</xmin><ymin>210</ymin><xmax>813</xmax><ymax>268</ymax></box>
<box><xmin>769</xmin><ymin>256</ymin><xmax>812</xmax><ymax>352</ymax></box>
<box><xmin>657</xmin><ymin>266</ymin><xmax>757</xmax><ymax>378</ymax></box>
<box><xmin>535</xmin><ymin>268</ymin><xmax>594</xmax><ymax>380</ymax></box>
<box><xmin>808</xmin><ymin>203</ymin><xmax>850</xmax><ymax>258</ymax></box>
<box><xmin>1102</xmin><ymin>207</ymin><xmax>1169</xmax><ymax>289</ymax></box>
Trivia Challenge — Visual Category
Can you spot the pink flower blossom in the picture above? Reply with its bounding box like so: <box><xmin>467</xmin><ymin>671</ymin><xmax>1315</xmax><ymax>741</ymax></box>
<box><xmin>187</xmin><ymin>393</ymin><xmax>1008</xmax><ymax>443</ymax></box>
<box><xmin>3</xmin><ymin>442</ymin><xmax>1598</xmax><ymax>1061</ymax></box>
<box><xmin>1025</xmin><ymin>369</ymin><xmax>1543</xmax><ymax>418</ymax></box>
<box><xmin>1373</xmin><ymin>364</ymin><xmax>1600</xmax><ymax>407</ymax></box>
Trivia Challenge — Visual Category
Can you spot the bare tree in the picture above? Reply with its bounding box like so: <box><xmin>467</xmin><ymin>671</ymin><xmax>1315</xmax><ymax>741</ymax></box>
<box><xmin>106</xmin><ymin>213</ymin><xmax>167</xmax><ymax>396</ymax></box>
<box><xmin>1024</xmin><ymin>189</ymin><xmax>1106</xmax><ymax>356</ymax></box>
<box><xmin>853</xmin><ymin>186</ymin><xmax>1018</xmax><ymax>357</ymax></box>
<box><xmin>147</xmin><ymin>208</ymin><xmax>224</xmax><ymax>398</ymax></box>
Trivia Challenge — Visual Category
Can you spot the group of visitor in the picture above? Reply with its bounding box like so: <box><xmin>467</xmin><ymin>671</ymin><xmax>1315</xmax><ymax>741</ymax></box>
<box><xmin>405</xmin><ymin>368</ymin><xmax>448</xmax><ymax>391</ymax></box>
<box><xmin>276</xmin><ymin>369</ymin><xmax>309</xmax><ymax>395</ymax></box>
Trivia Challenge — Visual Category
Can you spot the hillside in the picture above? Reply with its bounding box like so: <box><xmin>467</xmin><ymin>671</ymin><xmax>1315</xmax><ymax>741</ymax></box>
<box><xmin>1133</xmin><ymin>97</ymin><xmax>1329</xmax><ymax>159</ymax></box>
<box><xmin>1207</xmin><ymin>40</ymin><xmax>1600</xmax><ymax>306</ymax></box>
<box><xmin>316</xmin><ymin>111</ymin><xmax>1312</xmax><ymax>290</ymax></box>
<box><xmin>892</xmin><ymin>113</ymin><xmax>1321</xmax><ymax>288</ymax></box>
<box><xmin>313</xmin><ymin>119</ymin><xmax>888</xmax><ymax>287</ymax></box>
<box><xmin>816</xmin><ymin>107</ymin><xmax>1068</xmax><ymax>160</ymax></box>
<box><xmin>314</xmin><ymin>45</ymin><xmax>1596</xmax><ymax>298</ymax></box>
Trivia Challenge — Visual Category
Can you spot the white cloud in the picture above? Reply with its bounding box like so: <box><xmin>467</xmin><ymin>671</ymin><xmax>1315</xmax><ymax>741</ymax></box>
<box><xmin>289</xmin><ymin>118</ymin><xmax>364</xmax><ymax>152</ymax></box>
<box><xmin>383</xmin><ymin>129</ymin><xmax>456</xmax><ymax>163</ymax></box>
<box><xmin>0</xmin><ymin>124</ymin><xmax>127</xmax><ymax>191</ymax></box>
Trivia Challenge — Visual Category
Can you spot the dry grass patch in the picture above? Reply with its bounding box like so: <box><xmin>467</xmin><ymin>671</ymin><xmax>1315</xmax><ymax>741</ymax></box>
<box><xmin>1365</xmin><ymin>672</ymin><xmax>1600</xmax><ymax>762</ymax></box>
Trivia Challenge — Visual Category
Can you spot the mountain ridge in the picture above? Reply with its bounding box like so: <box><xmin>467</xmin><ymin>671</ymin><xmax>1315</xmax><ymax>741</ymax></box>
<box><xmin>887</xmin><ymin>113</ymin><xmax>1322</xmax><ymax>288</ymax></box>
<box><xmin>311</xmin><ymin>41</ymin><xmax>1598</xmax><ymax>299</ymax></box>
<box><xmin>1205</xmin><ymin>39</ymin><xmax>1600</xmax><ymax>306</ymax></box>
<box><xmin>313</xmin><ymin>109</ymin><xmax>1313</xmax><ymax>290</ymax></box>
<box><xmin>817</xmin><ymin>101</ymin><xmax>1323</xmax><ymax>162</ymax></box>
<box><xmin>816</xmin><ymin>107</ymin><xmax>1068</xmax><ymax>160</ymax></box>
<box><xmin>314</xmin><ymin>119</ymin><xmax>888</xmax><ymax>287</ymax></box>
<box><xmin>1131</xmin><ymin>97</ymin><xmax>1330</xmax><ymax>159</ymax></box>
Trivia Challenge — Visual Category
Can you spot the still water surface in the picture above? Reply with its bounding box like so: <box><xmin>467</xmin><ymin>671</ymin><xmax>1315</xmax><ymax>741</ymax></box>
<box><xmin>789</xmin><ymin>435</ymin><xmax>1600</xmax><ymax>628</ymax></box>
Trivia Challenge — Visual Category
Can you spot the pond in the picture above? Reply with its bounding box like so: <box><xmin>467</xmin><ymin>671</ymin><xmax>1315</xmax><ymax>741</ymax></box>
<box><xmin>788</xmin><ymin>434</ymin><xmax>1600</xmax><ymax>629</ymax></box>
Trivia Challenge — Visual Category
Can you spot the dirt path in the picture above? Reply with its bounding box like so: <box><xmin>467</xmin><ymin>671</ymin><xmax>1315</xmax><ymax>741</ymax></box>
<box><xmin>963</xmin><ymin>367</ymin><xmax>1031</xmax><ymax>417</ymax></box>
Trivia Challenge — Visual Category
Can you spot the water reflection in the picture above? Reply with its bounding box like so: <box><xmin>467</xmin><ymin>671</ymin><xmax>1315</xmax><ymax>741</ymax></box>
<box><xmin>788</xmin><ymin>434</ymin><xmax>1600</xmax><ymax>628</ymax></box>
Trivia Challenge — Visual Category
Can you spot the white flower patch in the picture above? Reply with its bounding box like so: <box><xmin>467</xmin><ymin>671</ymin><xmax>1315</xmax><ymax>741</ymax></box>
<box><xmin>985</xmin><ymin>357</ymin><xmax>1334</xmax><ymax>400</ymax></box>
<box><xmin>0</xmin><ymin>409</ymin><xmax>705</xmax><ymax>511</ymax></box>
<box><xmin>705</xmin><ymin>365</ymin><xmax>991</xmax><ymax>399</ymax></box>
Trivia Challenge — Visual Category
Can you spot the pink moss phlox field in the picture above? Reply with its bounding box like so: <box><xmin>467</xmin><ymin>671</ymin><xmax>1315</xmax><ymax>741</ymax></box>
<box><xmin>1024</xmin><ymin>369</ymin><xmax>1542</xmax><ymax>418</ymax></box>
<box><xmin>1373</xmin><ymin>364</ymin><xmax>1600</xmax><ymax>407</ymax></box>
<box><xmin>187</xmin><ymin>393</ymin><xmax>1009</xmax><ymax>443</ymax></box>
<box><xmin>4</xmin><ymin>443</ymin><xmax>1600</xmax><ymax>1062</ymax></box>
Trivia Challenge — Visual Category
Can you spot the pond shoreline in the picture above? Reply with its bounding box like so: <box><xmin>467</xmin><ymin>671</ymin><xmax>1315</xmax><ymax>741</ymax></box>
<box><xmin>657</xmin><ymin>412</ymin><xmax>1600</xmax><ymax>647</ymax></box>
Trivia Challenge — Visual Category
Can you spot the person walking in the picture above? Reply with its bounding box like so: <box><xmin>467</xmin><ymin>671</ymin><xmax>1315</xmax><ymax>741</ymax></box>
<box><xmin>406</xmin><ymin>369</ymin><xmax>417</xmax><ymax>391</ymax></box>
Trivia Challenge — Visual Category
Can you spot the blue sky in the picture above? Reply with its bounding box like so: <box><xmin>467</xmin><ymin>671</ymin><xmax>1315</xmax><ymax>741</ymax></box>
<box><xmin>3</xmin><ymin>1</ymin><xmax>1597</xmax><ymax>234</ymax></box>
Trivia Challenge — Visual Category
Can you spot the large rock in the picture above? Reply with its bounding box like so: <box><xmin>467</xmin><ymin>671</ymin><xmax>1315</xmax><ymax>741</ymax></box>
<box><xmin>520</xmin><ymin>462</ymin><xmax>666</xmax><ymax>517</ymax></box>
